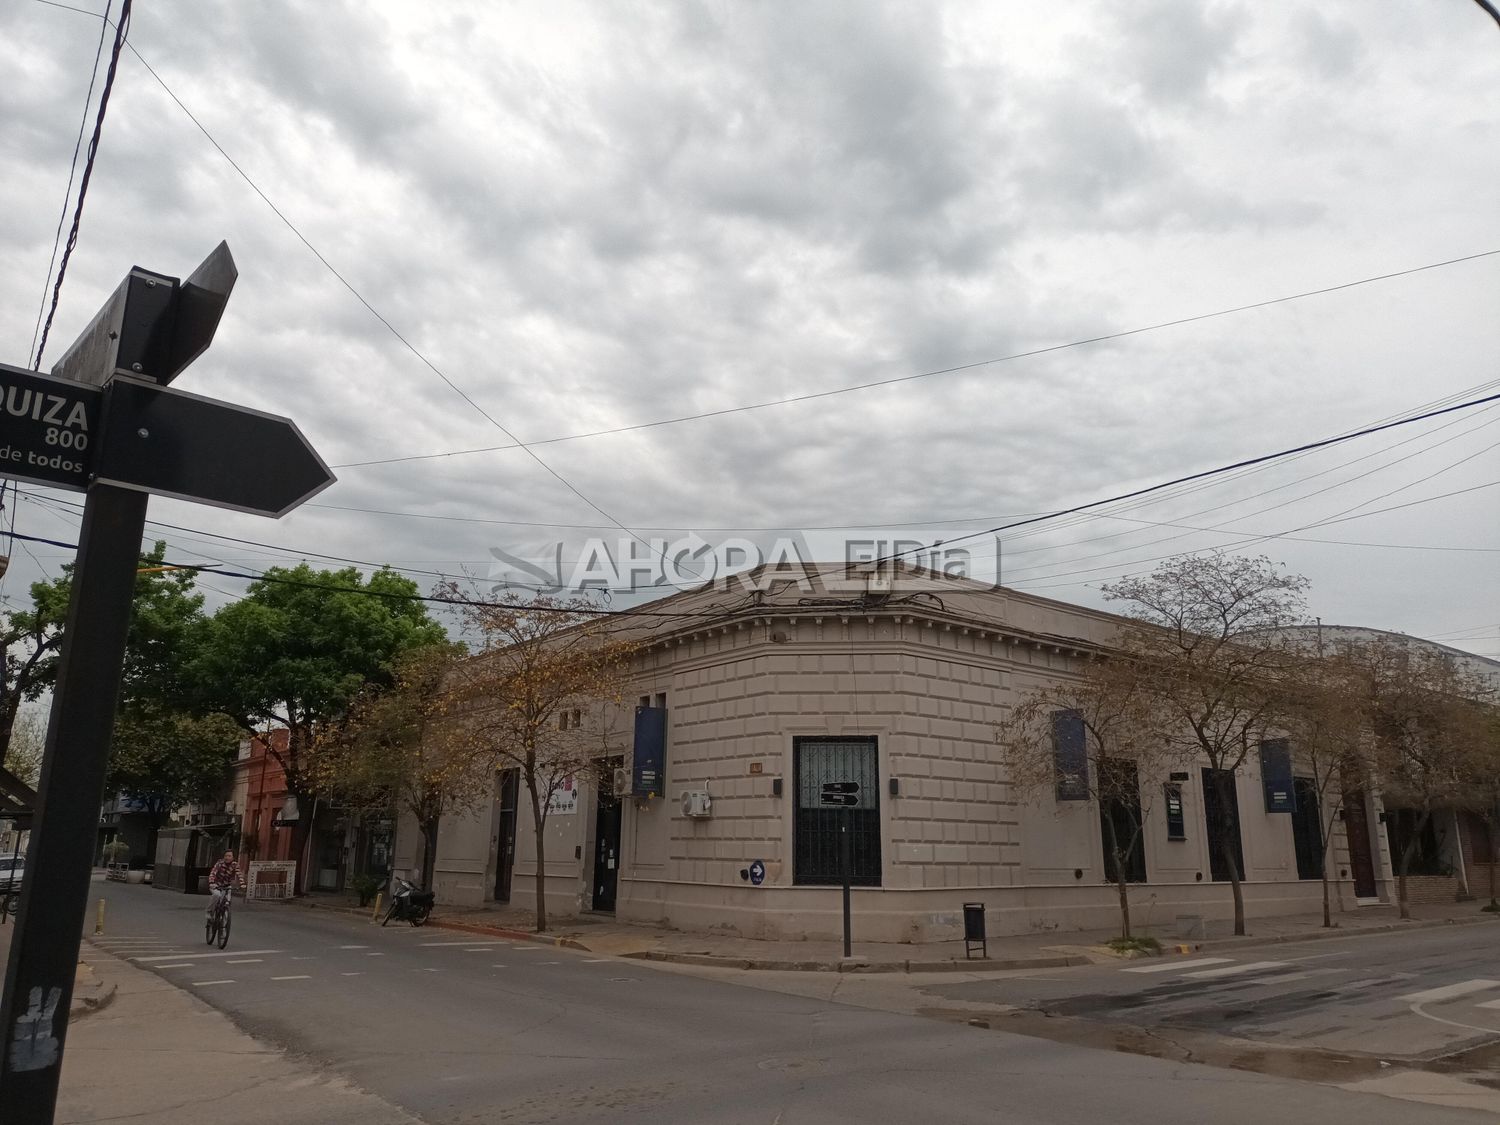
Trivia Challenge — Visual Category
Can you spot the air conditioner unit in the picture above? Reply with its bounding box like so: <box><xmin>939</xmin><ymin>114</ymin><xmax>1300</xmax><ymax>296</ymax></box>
<box><xmin>681</xmin><ymin>790</ymin><xmax>712</xmax><ymax>818</ymax></box>
<box><xmin>613</xmin><ymin>767</ymin><xmax>631</xmax><ymax>798</ymax></box>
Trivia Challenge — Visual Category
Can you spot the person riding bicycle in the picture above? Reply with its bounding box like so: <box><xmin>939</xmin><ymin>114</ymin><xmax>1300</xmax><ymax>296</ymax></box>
<box><xmin>205</xmin><ymin>849</ymin><xmax>243</xmax><ymax>921</ymax></box>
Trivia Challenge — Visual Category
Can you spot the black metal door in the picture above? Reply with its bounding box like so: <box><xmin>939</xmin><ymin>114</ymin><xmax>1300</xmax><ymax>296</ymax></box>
<box><xmin>1201</xmin><ymin>768</ymin><xmax>1245</xmax><ymax>882</ymax></box>
<box><xmin>794</xmin><ymin>736</ymin><xmax>881</xmax><ymax>886</ymax></box>
<box><xmin>1343</xmin><ymin>785</ymin><xmax>1378</xmax><ymax>897</ymax></box>
<box><xmin>1291</xmin><ymin>777</ymin><xmax>1323</xmax><ymax>880</ymax></box>
<box><xmin>494</xmin><ymin>770</ymin><xmax>518</xmax><ymax>903</ymax></box>
<box><xmin>592</xmin><ymin>766</ymin><xmax>622</xmax><ymax>912</ymax></box>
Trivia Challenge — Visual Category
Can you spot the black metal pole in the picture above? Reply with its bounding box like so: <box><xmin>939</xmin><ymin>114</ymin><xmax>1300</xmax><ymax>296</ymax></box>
<box><xmin>0</xmin><ymin>484</ymin><xmax>148</xmax><ymax>1123</ymax></box>
<box><xmin>840</xmin><ymin>809</ymin><xmax>852</xmax><ymax>959</ymax></box>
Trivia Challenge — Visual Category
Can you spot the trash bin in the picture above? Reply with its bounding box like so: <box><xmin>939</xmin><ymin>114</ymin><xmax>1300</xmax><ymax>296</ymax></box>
<box><xmin>963</xmin><ymin>902</ymin><xmax>987</xmax><ymax>960</ymax></box>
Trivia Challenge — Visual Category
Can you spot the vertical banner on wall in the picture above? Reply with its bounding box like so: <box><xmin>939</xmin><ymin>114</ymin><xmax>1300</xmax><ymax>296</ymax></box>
<box><xmin>632</xmin><ymin>706</ymin><xmax>667</xmax><ymax>798</ymax></box>
<box><xmin>1051</xmin><ymin>709</ymin><xmax>1089</xmax><ymax>801</ymax></box>
<box><xmin>1260</xmin><ymin>739</ymin><xmax>1294</xmax><ymax>813</ymax></box>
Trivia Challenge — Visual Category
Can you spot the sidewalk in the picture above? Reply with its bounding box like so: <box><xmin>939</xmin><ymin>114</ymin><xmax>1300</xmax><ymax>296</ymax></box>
<box><xmin>288</xmin><ymin>891</ymin><xmax>1500</xmax><ymax>974</ymax></box>
<box><xmin>55</xmin><ymin>947</ymin><xmax>421</xmax><ymax>1125</ymax></box>
<box><xmin>0</xmin><ymin>916</ymin><xmax>116</xmax><ymax>1021</ymax></box>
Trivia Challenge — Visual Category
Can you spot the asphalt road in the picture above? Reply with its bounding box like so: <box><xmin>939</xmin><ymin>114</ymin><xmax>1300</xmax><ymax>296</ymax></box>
<box><xmin>76</xmin><ymin>882</ymin><xmax>1494</xmax><ymax>1125</ymax></box>
<box><xmin>927</xmin><ymin>922</ymin><xmax>1500</xmax><ymax>1062</ymax></box>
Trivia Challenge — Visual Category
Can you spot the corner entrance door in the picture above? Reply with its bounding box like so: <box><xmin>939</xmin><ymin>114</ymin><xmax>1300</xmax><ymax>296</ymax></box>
<box><xmin>1342</xmin><ymin>787</ymin><xmax>1378</xmax><ymax>898</ymax></box>
<box><xmin>592</xmin><ymin>758</ymin><xmax>623</xmax><ymax>912</ymax></box>
<box><xmin>494</xmin><ymin>769</ymin><xmax>518</xmax><ymax>903</ymax></box>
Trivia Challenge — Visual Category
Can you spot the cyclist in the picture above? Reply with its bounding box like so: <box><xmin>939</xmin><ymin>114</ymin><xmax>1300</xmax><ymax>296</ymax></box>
<box><xmin>205</xmin><ymin>849</ymin><xmax>243</xmax><ymax>923</ymax></box>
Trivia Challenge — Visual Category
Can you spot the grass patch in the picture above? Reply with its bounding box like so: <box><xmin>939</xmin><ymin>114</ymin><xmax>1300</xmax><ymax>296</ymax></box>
<box><xmin>1106</xmin><ymin>935</ymin><xmax>1162</xmax><ymax>954</ymax></box>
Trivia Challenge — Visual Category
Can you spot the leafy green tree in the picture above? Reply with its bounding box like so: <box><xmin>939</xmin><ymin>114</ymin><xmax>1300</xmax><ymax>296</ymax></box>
<box><xmin>105</xmin><ymin>707</ymin><xmax>243</xmax><ymax>857</ymax></box>
<box><xmin>192</xmin><ymin>565</ymin><xmax>447</xmax><ymax>890</ymax></box>
<box><xmin>1</xmin><ymin>578</ymin><xmax>71</xmax><ymax>770</ymax></box>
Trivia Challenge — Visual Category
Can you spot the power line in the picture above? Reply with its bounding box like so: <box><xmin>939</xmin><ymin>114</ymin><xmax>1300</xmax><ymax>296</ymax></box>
<box><xmin>32</xmin><ymin>0</ymin><xmax>132</xmax><ymax>370</ymax></box>
<box><xmin>330</xmin><ymin>249</ymin><xmax>1500</xmax><ymax>471</ymax></box>
<box><xmin>29</xmin><ymin>0</ymin><xmax>113</xmax><ymax>365</ymax></box>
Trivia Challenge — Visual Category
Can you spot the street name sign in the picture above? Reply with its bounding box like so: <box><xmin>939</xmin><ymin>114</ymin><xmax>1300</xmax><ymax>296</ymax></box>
<box><xmin>820</xmin><ymin>781</ymin><xmax>860</xmax><ymax>807</ymax></box>
<box><xmin>95</xmin><ymin>378</ymin><xmax>334</xmax><ymax>517</ymax></box>
<box><xmin>0</xmin><ymin>365</ymin><xmax>102</xmax><ymax>491</ymax></box>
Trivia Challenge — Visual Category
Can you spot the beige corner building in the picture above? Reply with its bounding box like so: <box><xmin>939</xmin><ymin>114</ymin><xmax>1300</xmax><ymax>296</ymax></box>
<box><xmin>397</xmin><ymin>566</ymin><xmax>1441</xmax><ymax>944</ymax></box>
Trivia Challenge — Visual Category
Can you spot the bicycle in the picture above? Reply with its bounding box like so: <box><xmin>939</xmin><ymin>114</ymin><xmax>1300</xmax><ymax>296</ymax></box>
<box><xmin>205</xmin><ymin>887</ymin><xmax>233</xmax><ymax>949</ymax></box>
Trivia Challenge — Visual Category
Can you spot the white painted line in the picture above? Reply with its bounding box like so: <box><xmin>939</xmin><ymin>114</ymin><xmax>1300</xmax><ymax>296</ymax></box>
<box><xmin>153</xmin><ymin>963</ymin><xmax>195</xmax><ymax>970</ymax></box>
<box><xmin>419</xmin><ymin>967</ymin><xmax>440</xmax><ymax>972</ymax></box>
<box><xmin>341</xmin><ymin>972</ymin><xmax>364</xmax><ymax>977</ymax></box>
<box><xmin>1181</xmin><ymin>961</ymin><xmax>1287</xmax><ymax>980</ymax></box>
<box><xmin>1399</xmin><ymin>980</ymin><xmax>1500</xmax><ymax>1004</ymax></box>
<box><xmin>464</xmin><ymin>948</ymin><xmax>496</xmax><ymax>952</ymax></box>
<box><xmin>192</xmin><ymin>979</ymin><xmax>235</xmax><ymax>986</ymax></box>
<box><xmin>583</xmin><ymin>959</ymin><xmax>611</xmax><ymax>963</ymax></box>
<box><xmin>491</xmin><ymin>964</ymin><xmax>506</xmax><ymax>969</ymax></box>
<box><xmin>419</xmin><ymin>941</ymin><xmax>510</xmax><ymax>947</ymax></box>
<box><xmin>1476</xmin><ymin>999</ymin><xmax>1500</xmax><ymax>1010</ymax></box>
<box><xmin>366</xmin><ymin>952</ymin><xmax>385</xmax><ymax>957</ymax></box>
<box><xmin>271</xmin><ymin>975</ymin><xmax>311</xmax><ymax>981</ymax></box>
<box><xmin>290</xmin><ymin>956</ymin><xmax>316</xmax><ymax>961</ymax></box>
<box><xmin>1122</xmin><ymin>957</ymin><xmax>1233</xmax><ymax>974</ymax></box>
<box><xmin>136</xmin><ymin>949</ymin><xmax>280</xmax><ymax>963</ymax></box>
<box><xmin>225</xmin><ymin>959</ymin><xmax>263</xmax><ymax>965</ymax></box>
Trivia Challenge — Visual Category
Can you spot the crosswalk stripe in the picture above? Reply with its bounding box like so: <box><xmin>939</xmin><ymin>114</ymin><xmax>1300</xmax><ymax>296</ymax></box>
<box><xmin>192</xmin><ymin>980</ymin><xmax>234</xmax><ymax>986</ymax></box>
<box><xmin>1181</xmin><ymin>960</ymin><xmax>1287</xmax><ymax>980</ymax></box>
<box><xmin>1122</xmin><ymin>957</ymin><xmax>1233</xmax><ymax>974</ymax></box>
<box><xmin>1399</xmin><ymin>980</ymin><xmax>1500</xmax><ymax>1004</ymax></box>
<box><xmin>136</xmin><ymin>949</ymin><xmax>280</xmax><ymax>962</ymax></box>
<box><xmin>1475</xmin><ymin>999</ymin><xmax>1500</xmax><ymax>1010</ymax></box>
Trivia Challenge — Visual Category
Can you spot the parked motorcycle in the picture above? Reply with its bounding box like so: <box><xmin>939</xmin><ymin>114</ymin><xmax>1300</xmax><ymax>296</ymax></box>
<box><xmin>381</xmin><ymin>876</ymin><xmax>434</xmax><ymax>927</ymax></box>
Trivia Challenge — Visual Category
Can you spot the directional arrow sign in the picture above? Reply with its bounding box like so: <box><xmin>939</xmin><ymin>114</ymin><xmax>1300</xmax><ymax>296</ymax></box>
<box><xmin>821</xmin><ymin>781</ymin><xmax>860</xmax><ymax>795</ymax></box>
<box><xmin>820</xmin><ymin>792</ymin><xmax>859</xmax><ymax>807</ymax></box>
<box><xmin>0</xmin><ymin>364</ymin><xmax>102</xmax><ymax>491</ymax></box>
<box><xmin>93</xmin><ymin>377</ymin><xmax>334</xmax><ymax>517</ymax></box>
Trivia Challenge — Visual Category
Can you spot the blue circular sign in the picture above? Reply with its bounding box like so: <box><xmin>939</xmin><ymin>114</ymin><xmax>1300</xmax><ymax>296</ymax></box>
<box><xmin>748</xmin><ymin>859</ymin><xmax>766</xmax><ymax>886</ymax></box>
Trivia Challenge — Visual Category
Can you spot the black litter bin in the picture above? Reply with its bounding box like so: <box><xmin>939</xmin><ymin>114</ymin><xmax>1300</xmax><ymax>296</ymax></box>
<box><xmin>962</xmin><ymin>902</ymin><xmax>986</xmax><ymax>960</ymax></box>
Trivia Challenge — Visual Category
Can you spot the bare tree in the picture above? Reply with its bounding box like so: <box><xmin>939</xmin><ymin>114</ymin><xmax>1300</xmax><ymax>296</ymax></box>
<box><xmin>1104</xmin><ymin>553</ymin><xmax>1309</xmax><ymax>936</ymax></box>
<box><xmin>311</xmin><ymin>644</ymin><xmax>484</xmax><ymax>891</ymax></box>
<box><xmin>448</xmin><ymin>592</ymin><xmax>635</xmax><ymax>932</ymax></box>
<box><xmin>1361</xmin><ymin>637</ymin><xmax>1491</xmax><ymax>919</ymax></box>
<box><xmin>1272</xmin><ymin>644</ymin><xmax>1371</xmax><ymax>928</ymax></box>
<box><xmin>996</xmin><ymin>656</ymin><xmax>1180</xmax><ymax>939</ymax></box>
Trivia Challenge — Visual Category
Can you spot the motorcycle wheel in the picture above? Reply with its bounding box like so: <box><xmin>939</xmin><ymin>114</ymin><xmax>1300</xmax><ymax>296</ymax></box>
<box><xmin>409</xmin><ymin>907</ymin><xmax>430</xmax><ymax>927</ymax></box>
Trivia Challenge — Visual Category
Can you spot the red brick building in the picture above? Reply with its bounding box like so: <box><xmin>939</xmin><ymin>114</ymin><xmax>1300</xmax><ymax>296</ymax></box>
<box><xmin>232</xmin><ymin>729</ymin><xmax>297</xmax><ymax>864</ymax></box>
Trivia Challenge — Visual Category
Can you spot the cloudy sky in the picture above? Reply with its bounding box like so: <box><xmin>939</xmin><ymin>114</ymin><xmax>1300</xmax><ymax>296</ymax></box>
<box><xmin>1</xmin><ymin>1</ymin><xmax>1497</xmax><ymax>656</ymax></box>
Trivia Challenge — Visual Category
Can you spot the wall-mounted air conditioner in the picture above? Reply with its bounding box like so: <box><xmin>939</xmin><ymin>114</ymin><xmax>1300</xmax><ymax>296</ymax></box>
<box><xmin>613</xmin><ymin>768</ymin><xmax>631</xmax><ymax>798</ymax></box>
<box><xmin>681</xmin><ymin>790</ymin><xmax>712</xmax><ymax>818</ymax></box>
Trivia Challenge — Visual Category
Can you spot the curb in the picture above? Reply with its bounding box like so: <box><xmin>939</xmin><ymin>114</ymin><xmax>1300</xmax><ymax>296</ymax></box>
<box><xmin>1156</xmin><ymin>912</ymin><xmax>1498</xmax><ymax>957</ymax></box>
<box><xmin>276</xmin><ymin>895</ymin><xmax>591</xmax><ymax>950</ymax></box>
<box><xmin>69</xmin><ymin>965</ymin><xmax>117</xmax><ymax>1023</ymax></box>
<box><xmin>620</xmin><ymin>950</ymin><xmax>1089</xmax><ymax>974</ymax></box>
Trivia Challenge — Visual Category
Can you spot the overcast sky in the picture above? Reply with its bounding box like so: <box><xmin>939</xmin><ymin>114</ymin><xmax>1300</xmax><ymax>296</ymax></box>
<box><xmin>1</xmin><ymin>1</ymin><xmax>1497</xmax><ymax>657</ymax></box>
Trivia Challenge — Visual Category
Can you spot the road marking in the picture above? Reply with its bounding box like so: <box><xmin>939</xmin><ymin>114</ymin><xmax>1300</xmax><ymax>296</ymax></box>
<box><xmin>1181</xmin><ymin>961</ymin><xmax>1287</xmax><ymax>979</ymax></box>
<box><xmin>1399</xmin><ymin>980</ymin><xmax>1500</xmax><ymax>1004</ymax></box>
<box><xmin>464</xmin><ymin>948</ymin><xmax>497</xmax><ymax>952</ymax></box>
<box><xmin>583</xmin><ymin>959</ymin><xmax>611</xmax><ymax>963</ymax></box>
<box><xmin>153</xmin><ymin>963</ymin><xmax>195</xmax><ymax>969</ymax></box>
<box><xmin>1122</xmin><ymin>957</ymin><xmax>1233</xmax><ymax>974</ymax></box>
<box><xmin>419</xmin><ymin>941</ymin><xmax>510</xmax><ymax>947</ymax></box>
<box><xmin>225</xmin><ymin>959</ymin><xmax>263</xmax><ymax>965</ymax></box>
<box><xmin>136</xmin><ymin>949</ymin><xmax>280</xmax><ymax>962</ymax></box>
<box><xmin>366</xmin><ymin>952</ymin><xmax>385</xmax><ymax>957</ymax></box>
<box><xmin>491</xmin><ymin>964</ymin><xmax>506</xmax><ymax>969</ymax></box>
<box><xmin>271</xmin><ymin>975</ymin><xmax>311</xmax><ymax>981</ymax></box>
<box><xmin>339</xmin><ymin>945</ymin><xmax>368</xmax><ymax>949</ymax></box>
<box><xmin>420</xmin><ymin>967</ymin><xmax>440</xmax><ymax>972</ymax></box>
<box><xmin>341</xmin><ymin>972</ymin><xmax>364</xmax><ymax>977</ymax></box>
<box><xmin>192</xmin><ymin>980</ymin><xmax>234</xmax><ymax>986</ymax></box>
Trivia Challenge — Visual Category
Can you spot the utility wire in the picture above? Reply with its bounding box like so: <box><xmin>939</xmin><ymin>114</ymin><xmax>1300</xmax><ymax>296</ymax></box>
<box><xmin>331</xmin><ymin>249</ymin><xmax>1500</xmax><ymax>470</ymax></box>
<box><xmin>32</xmin><ymin>0</ymin><xmax>131</xmax><ymax>370</ymax></box>
<box><xmin>29</xmin><ymin>1</ymin><xmax>112</xmax><ymax>365</ymax></box>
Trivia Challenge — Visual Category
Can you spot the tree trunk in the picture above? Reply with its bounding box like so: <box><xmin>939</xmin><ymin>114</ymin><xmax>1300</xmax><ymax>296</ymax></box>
<box><xmin>420</xmin><ymin>815</ymin><xmax>440</xmax><ymax>890</ymax></box>
<box><xmin>289</xmin><ymin>803</ymin><xmax>315</xmax><ymax>896</ymax></box>
<box><xmin>1212</xmin><ymin>772</ymin><xmax>1246</xmax><ymax>936</ymax></box>
<box><xmin>1101</xmin><ymin>810</ymin><xmax>1130</xmax><ymax>939</ymax></box>
<box><xmin>1392</xmin><ymin>808</ymin><xmax>1433</xmax><ymax>922</ymax></box>
<box><xmin>528</xmin><ymin>782</ymin><xmax>548</xmax><ymax>932</ymax></box>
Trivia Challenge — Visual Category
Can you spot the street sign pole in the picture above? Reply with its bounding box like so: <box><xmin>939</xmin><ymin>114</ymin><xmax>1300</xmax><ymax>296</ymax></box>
<box><xmin>0</xmin><ymin>485</ymin><xmax>147</xmax><ymax>1121</ymax></box>
<box><xmin>840</xmin><ymin>809</ymin><xmax>852</xmax><ymax>959</ymax></box>
<box><xmin>0</xmin><ymin>242</ymin><xmax>332</xmax><ymax>1125</ymax></box>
